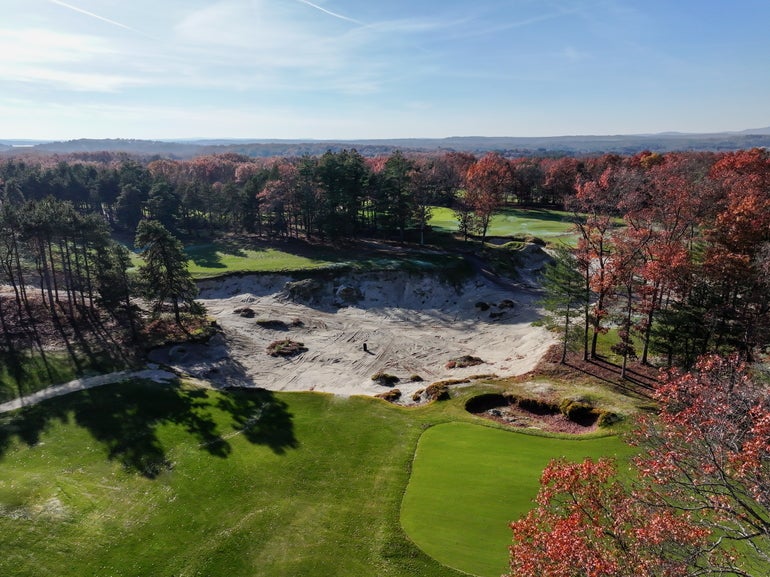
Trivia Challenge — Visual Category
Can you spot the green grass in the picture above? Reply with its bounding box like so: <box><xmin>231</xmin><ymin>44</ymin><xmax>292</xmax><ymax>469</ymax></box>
<box><xmin>401</xmin><ymin>422</ymin><xmax>636</xmax><ymax>577</ymax></box>
<box><xmin>0</xmin><ymin>350</ymin><xmax>126</xmax><ymax>403</ymax></box>
<box><xmin>0</xmin><ymin>380</ymin><xmax>633</xmax><ymax>577</ymax></box>
<box><xmin>429</xmin><ymin>206</ymin><xmax>580</xmax><ymax>245</ymax></box>
<box><xmin>0</xmin><ymin>381</ymin><xmax>466</xmax><ymax>577</ymax></box>
<box><xmin>184</xmin><ymin>244</ymin><xmax>338</xmax><ymax>277</ymax></box>
<box><xmin>130</xmin><ymin>239</ymin><xmax>471</xmax><ymax>279</ymax></box>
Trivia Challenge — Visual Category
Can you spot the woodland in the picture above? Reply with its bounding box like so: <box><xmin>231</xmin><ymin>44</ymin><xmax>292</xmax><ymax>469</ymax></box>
<box><xmin>1</xmin><ymin>146</ymin><xmax>770</xmax><ymax>575</ymax></box>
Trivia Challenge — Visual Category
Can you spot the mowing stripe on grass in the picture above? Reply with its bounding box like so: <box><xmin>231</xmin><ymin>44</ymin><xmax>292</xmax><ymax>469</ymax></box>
<box><xmin>401</xmin><ymin>421</ymin><xmax>635</xmax><ymax>577</ymax></box>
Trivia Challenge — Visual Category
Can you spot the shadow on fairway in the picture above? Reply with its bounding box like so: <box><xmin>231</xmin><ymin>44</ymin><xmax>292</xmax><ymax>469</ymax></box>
<box><xmin>185</xmin><ymin>240</ymin><xmax>256</xmax><ymax>269</ymax></box>
<box><xmin>0</xmin><ymin>378</ymin><xmax>297</xmax><ymax>478</ymax></box>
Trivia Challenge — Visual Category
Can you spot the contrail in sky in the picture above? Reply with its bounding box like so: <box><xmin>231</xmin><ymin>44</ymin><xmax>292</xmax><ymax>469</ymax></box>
<box><xmin>47</xmin><ymin>0</ymin><xmax>148</xmax><ymax>35</ymax></box>
<box><xmin>295</xmin><ymin>0</ymin><xmax>364</xmax><ymax>25</ymax></box>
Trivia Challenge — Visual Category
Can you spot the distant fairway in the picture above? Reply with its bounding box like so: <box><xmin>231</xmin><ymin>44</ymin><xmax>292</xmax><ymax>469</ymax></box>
<box><xmin>401</xmin><ymin>422</ymin><xmax>636</xmax><ymax>577</ymax></box>
<box><xmin>429</xmin><ymin>206</ymin><xmax>579</xmax><ymax>244</ymax></box>
<box><xmin>184</xmin><ymin>243</ymin><xmax>339</xmax><ymax>277</ymax></box>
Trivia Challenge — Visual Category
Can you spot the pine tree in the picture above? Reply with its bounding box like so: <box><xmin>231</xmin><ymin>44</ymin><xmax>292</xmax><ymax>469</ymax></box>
<box><xmin>134</xmin><ymin>220</ymin><xmax>198</xmax><ymax>324</ymax></box>
<box><xmin>540</xmin><ymin>245</ymin><xmax>587</xmax><ymax>363</ymax></box>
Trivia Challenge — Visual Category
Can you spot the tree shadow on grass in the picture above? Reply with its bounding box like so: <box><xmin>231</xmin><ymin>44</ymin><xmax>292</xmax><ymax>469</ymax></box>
<box><xmin>0</xmin><ymin>378</ymin><xmax>297</xmax><ymax>478</ymax></box>
<box><xmin>185</xmin><ymin>240</ymin><xmax>257</xmax><ymax>270</ymax></box>
<box><xmin>185</xmin><ymin>244</ymin><xmax>227</xmax><ymax>269</ymax></box>
<box><xmin>217</xmin><ymin>387</ymin><xmax>298</xmax><ymax>455</ymax></box>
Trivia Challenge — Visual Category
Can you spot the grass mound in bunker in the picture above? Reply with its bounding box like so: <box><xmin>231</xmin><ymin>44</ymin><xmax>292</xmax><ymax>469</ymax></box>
<box><xmin>266</xmin><ymin>339</ymin><xmax>307</xmax><ymax>357</ymax></box>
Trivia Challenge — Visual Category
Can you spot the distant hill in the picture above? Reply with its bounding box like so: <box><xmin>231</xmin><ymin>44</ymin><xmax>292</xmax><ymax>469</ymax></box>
<box><xmin>2</xmin><ymin>129</ymin><xmax>770</xmax><ymax>159</ymax></box>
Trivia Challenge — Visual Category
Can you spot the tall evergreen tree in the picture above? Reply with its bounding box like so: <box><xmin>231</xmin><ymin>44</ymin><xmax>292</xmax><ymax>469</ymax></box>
<box><xmin>134</xmin><ymin>220</ymin><xmax>198</xmax><ymax>324</ymax></box>
<box><xmin>540</xmin><ymin>245</ymin><xmax>587</xmax><ymax>363</ymax></box>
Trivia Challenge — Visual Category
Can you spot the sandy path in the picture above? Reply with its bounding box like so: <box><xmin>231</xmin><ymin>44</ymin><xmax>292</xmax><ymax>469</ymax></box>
<box><xmin>150</xmin><ymin>270</ymin><xmax>556</xmax><ymax>401</ymax></box>
<box><xmin>0</xmin><ymin>369</ymin><xmax>177</xmax><ymax>414</ymax></box>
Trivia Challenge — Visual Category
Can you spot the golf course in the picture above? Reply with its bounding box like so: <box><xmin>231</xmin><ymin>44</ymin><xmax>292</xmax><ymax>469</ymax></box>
<box><xmin>0</xmin><ymin>377</ymin><xmax>633</xmax><ymax>577</ymax></box>
<box><xmin>0</xmin><ymin>208</ymin><xmax>641</xmax><ymax>577</ymax></box>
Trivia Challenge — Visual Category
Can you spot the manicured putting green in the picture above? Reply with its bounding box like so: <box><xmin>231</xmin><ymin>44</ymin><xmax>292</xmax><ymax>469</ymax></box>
<box><xmin>401</xmin><ymin>422</ymin><xmax>635</xmax><ymax>577</ymax></box>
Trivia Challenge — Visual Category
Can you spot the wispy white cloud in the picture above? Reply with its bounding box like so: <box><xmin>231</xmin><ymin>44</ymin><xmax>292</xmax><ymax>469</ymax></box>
<box><xmin>47</xmin><ymin>0</ymin><xmax>151</xmax><ymax>37</ymax></box>
<box><xmin>294</xmin><ymin>0</ymin><xmax>363</xmax><ymax>26</ymax></box>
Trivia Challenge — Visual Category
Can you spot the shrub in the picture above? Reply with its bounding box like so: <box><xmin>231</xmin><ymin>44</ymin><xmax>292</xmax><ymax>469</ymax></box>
<box><xmin>284</xmin><ymin>278</ymin><xmax>323</xmax><ymax>301</ymax></box>
<box><xmin>412</xmin><ymin>389</ymin><xmax>425</xmax><ymax>401</ymax></box>
<box><xmin>424</xmin><ymin>382</ymin><xmax>450</xmax><ymax>401</ymax></box>
<box><xmin>597</xmin><ymin>411</ymin><xmax>623</xmax><ymax>428</ymax></box>
<box><xmin>371</xmin><ymin>372</ymin><xmax>400</xmax><ymax>386</ymax></box>
<box><xmin>375</xmin><ymin>389</ymin><xmax>401</xmax><ymax>402</ymax></box>
<box><xmin>266</xmin><ymin>339</ymin><xmax>307</xmax><ymax>357</ymax></box>
<box><xmin>474</xmin><ymin>301</ymin><xmax>490</xmax><ymax>311</ymax></box>
<box><xmin>498</xmin><ymin>299</ymin><xmax>515</xmax><ymax>309</ymax></box>
<box><xmin>519</xmin><ymin>397</ymin><xmax>559</xmax><ymax>415</ymax></box>
<box><xmin>559</xmin><ymin>399</ymin><xmax>600</xmax><ymax>425</ymax></box>
<box><xmin>233</xmin><ymin>307</ymin><xmax>255</xmax><ymax>318</ymax></box>
<box><xmin>409</xmin><ymin>374</ymin><xmax>424</xmax><ymax>382</ymax></box>
<box><xmin>445</xmin><ymin>355</ymin><xmax>484</xmax><ymax>369</ymax></box>
<box><xmin>256</xmin><ymin>319</ymin><xmax>288</xmax><ymax>330</ymax></box>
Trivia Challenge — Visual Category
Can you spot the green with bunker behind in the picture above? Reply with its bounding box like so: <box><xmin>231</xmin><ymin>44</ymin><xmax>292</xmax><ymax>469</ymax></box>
<box><xmin>0</xmin><ymin>378</ymin><xmax>632</xmax><ymax>577</ymax></box>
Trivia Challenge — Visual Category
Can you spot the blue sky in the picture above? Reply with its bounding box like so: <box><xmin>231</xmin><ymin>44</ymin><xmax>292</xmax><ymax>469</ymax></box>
<box><xmin>1</xmin><ymin>0</ymin><xmax>768</xmax><ymax>140</ymax></box>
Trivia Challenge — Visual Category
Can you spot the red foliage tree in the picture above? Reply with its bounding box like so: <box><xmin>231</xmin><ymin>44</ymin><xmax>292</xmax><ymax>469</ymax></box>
<box><xmin>509</xmin><ymin>354</ymin><xmax>770</xmax><ymax>577</ymax></box>
<box><xmin>464</xmin><ymin>153</ymin><xmax>514</xmax><ymax>243</ymax></box>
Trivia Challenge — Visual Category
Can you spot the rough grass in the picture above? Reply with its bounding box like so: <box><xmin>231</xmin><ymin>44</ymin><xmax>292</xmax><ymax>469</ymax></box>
<box><xmin>185</xmin><ymin>244</ymin><xmax>337</xmax><ymax>277</ymax></box>
<box><xmin>401</xmin><ymin>422</ymin><xmax>636</xmax><ymax>577</ymax></box>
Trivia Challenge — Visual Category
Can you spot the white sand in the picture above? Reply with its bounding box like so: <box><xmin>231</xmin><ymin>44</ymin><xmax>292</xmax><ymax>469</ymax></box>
<box><xmin>151</xmin><ymin>269</ymin><xmax>556</xmax><ymax>401</ymax></box>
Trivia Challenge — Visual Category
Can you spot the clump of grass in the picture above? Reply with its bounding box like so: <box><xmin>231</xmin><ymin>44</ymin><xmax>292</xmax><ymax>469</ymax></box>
<box><xmin>266</xmin><ymin>339</ymin><xmax>307</xmax><ymax>357</ymax></box>
<box><xmin>445</xmin><ymin>355</ymin><xmax>484</xmax><ymax>369</ymax></box>
<box><xmin>375</xmin><ymin>389</ymin><xmax>402</xmax><ymax>403</ymax></box>
<box><xmin>371</xmin><ymin>372</ymin><xmax>400</xmax><ymax>386</ymax></box>
<box><xmin>424</xmin><ymin>382</ymin><xmax>450</xmax><ymax>401</ymax></box>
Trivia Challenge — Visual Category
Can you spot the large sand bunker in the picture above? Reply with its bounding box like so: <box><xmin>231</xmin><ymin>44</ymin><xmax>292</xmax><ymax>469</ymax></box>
<box><xmin>150</xmin><ymin>269</ymin><xmax>555</xmax><ymax>400</ymax></box>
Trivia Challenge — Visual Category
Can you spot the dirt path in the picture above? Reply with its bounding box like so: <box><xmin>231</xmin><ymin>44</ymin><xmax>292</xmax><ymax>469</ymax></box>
<box><xmin>0</xmin><ymin>368</ymin><xmax>177</xmax><ymax>414</ymax></box>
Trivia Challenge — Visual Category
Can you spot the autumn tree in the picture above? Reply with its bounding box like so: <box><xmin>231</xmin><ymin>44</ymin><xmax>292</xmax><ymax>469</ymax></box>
<box><xmin>464</xmin><ymin>153</ymin><xmax>513</xmax><ymax>244</ymax></box>
<box><xmin>508</xmin><ymin>458</ymin><xmax>711</xmax><ymax>577</ymax></box>
<box><xmin>508</xmin><ymin>354</ymin><xmax>770</xmax><ymax>577</ymax></box>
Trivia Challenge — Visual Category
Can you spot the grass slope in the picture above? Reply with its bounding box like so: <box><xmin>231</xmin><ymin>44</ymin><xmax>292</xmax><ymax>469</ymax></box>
<box><xmin>401</xmin><ymin>422</ymin><xmax>636</xmax><ymax>577</ymax></box>
<box><xmin>0</xmin><ymin>380</ymin><xmax>464</xmax><ymax>577</ymax></box>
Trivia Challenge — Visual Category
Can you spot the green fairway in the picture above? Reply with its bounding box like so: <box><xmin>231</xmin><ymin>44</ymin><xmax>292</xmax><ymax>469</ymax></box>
<box><xmin>0</xmin><ymin>381</ymin><xmax>465</xmax><ymax>577</ymax></box>
<box><xmin>184</xmin><ymin>243</ymin><xmax>339</xmax><ymax>277</ymax></box>
<box><xmin>401</xmin><ymin>422</ymin><xmax>636</xmax><ymax>577</ymax></box>
<box><xmin>429</xmin><ymin>206</ymin><xmax>579</xmax><ymax>244</ymax></box>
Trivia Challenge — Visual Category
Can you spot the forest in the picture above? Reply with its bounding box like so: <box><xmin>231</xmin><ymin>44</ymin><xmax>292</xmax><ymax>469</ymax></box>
<box><xmin>1</xmin><ymin>146</ymin><xmax>768</xmax><ymax>371</ymax></box>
